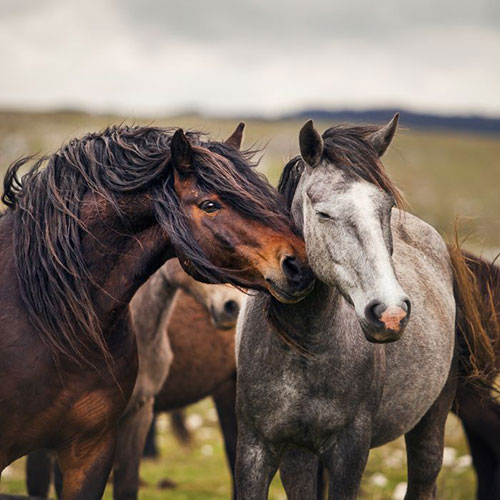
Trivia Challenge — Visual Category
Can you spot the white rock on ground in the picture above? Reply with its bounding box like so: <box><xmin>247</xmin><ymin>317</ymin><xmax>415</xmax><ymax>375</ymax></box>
<box><xmin>392</xmin><ymin>482</ymin><xmax>407</xmax><ymax>500</ymax></box>
<box><xmin>369</xmin><ymin>472</ymin><xmax>389</xmax><ymax>487</ymax></box>
<box><xmin>442</xmin><ymin>447</ymin><xmax>457</xmax><ymax>467</ymax></box>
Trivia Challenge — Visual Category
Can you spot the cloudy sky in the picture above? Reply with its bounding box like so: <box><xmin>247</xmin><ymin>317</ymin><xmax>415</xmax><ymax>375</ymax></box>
<box><xmin>1</xmin><ymin>0</ymin><xmax>499</xmax><ymax>117</ymax></box>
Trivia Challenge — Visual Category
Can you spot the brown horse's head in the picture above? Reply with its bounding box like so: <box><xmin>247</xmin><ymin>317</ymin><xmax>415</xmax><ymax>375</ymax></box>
<box><xmin>163</xmin><ymin>258</ymin><xmax>245</xmax><ymax>329</ymax></box>
<box><xmin>160</xmin><ymin>124</ymin><xmax>314</xmax><ymax>303</ymax></box>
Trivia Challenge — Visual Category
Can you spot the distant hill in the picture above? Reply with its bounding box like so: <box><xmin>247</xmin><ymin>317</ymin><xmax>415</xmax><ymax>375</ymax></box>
<box><xmin>283</xmin><ymin>108</ymin><xmax>500</xmax><ymax>134</ymax></box>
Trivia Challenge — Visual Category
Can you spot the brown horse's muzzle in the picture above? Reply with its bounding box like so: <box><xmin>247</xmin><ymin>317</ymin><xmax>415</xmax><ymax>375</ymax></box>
<box><xmin>265</xmin><ymin>254</ymin><xmax>315</xmax><ymax>303</ymax></box>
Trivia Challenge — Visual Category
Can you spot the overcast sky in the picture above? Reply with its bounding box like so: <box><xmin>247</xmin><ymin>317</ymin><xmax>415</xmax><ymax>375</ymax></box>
<box><xmin>1</xmin><ymin>0</ymin><xmax>499</xmax><ymax>117</ymax></box>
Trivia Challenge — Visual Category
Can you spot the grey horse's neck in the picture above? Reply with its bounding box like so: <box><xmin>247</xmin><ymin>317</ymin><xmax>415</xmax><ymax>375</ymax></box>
<box><xmin>130</xmin><ymin>267</ymin><xmax>179</xmax><ymax>341</ymax></box>
<box><xmin>270</xmin><ymin>280</ymin><xmax>342</xmax><ymax>352</ymax></box>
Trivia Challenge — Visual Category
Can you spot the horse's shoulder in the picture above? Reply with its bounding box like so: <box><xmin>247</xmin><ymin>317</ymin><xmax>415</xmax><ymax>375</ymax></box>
<box><xmin>392</xmin><ymin>209</ymin><xmax>448</xmax><ymax>260</ymax></box>
<box><xmin>391</xmin><ymin>209</ymin><xmax>454</xmax><ymax>301</ymax></box>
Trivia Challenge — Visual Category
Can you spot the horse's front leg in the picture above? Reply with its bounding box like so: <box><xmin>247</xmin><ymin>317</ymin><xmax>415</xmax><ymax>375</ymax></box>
<box><xmin>404</xmin><ymin>365</ymin><xmax>456</xmax><ymax>500</ymax></box>
<box><xmin>57</xmin><ymin>429</ymin><xmax>117</xmax><ymax>500</ymax></box>
<box><xmin>322</xmin><ymin>423</ymin><xmax>371</xmax><ymax>500</ymax></box>
<box><xmin>235</xmin><ymin>427</ymin><xmax>281</xmax><ymax>500</ymax></box>
<box><xmin>212</xmin><ymin>376</ymin><xmax>238</xmax><ymax>500</ymax></box>
<box><xmin>279</xmin><ymin>446</ymin><xmax>319</xmax><ymax>499</ymax></box>
<box><xmin>26</xmin><ymin>449</ymin><xmax>53</xmax><ymax>497</ymax></box>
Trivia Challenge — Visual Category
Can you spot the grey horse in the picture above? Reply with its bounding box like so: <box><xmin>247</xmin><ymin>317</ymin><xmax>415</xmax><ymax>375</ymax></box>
<box><xmin>235</xmin><ymin>116</ymin><xmax>487</xmax><ymax>499</ymax></box>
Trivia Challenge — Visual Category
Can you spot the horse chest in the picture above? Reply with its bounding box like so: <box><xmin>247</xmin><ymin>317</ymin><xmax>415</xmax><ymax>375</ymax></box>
<box><xmin>256</xmin><ymin>354</ymin><xmax>374</xmax><ymax>447</ymax></box>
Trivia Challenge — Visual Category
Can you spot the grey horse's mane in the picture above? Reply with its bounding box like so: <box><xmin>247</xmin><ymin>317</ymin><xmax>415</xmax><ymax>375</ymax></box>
<box><xmin>278</xmin><ymin>124</ymin><xmax>403</xmax><ymax>210</ymax></box>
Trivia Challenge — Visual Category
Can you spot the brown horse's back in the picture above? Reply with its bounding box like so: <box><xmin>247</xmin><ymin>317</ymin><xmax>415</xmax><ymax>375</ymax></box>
<box><xmin>154</xmin><ymin>291</ymin><xmax>236</xmax><ymax>411</ymax></box>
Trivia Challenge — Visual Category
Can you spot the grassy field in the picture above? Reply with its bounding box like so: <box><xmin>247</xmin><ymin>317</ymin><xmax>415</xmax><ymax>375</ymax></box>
<box><xmin>0</xmin><ymin>110</ymin><xmax>498</xmax><ymax>498</ymax></box>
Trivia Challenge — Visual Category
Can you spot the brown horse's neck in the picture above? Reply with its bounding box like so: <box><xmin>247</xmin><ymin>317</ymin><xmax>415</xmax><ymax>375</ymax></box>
<box><xmin>80</xmin><ymin>192</ymin><xmax>176</xmax><ymax>332</ymax></box>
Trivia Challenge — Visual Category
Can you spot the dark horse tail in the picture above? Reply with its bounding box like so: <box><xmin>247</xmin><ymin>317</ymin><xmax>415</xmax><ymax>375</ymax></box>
<box><xmin>448</xmin><ymin>242</ymin><xmax>500</xmax><ymax>393</ymax></box>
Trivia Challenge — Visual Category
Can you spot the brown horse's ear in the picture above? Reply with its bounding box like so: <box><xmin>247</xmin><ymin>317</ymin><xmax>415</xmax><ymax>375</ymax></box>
<box><xmin>299</xmin><ymin>120</ymin><xmax>323</xmax><ymax>167</ymax></box>
<box><xmin>365</xmin><ymin>113</ymin><xmax>399</xmax><ymax>157</ymax></box>
<box><xmin>170</xmin><ymin>128</ymin><xmax>193</xmax><ymax>175</ymax></box>
<box><xmin>225</xmin><ymin>122</ymin><xmax>245</xmax><ymax>149</ymax></box>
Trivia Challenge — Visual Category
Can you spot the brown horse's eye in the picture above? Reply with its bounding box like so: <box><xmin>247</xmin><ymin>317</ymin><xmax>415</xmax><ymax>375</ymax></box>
<box><xmin>199</xmin><ymin>200</ymin><xmax>220</xmax><ymax>213</ymax></box>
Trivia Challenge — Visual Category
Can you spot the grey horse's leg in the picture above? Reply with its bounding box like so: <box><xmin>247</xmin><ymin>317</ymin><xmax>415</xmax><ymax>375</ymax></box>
<box><xmin>279</xmin><ymin>447</ymin><xmax>319</xmax><ymax>499</ymax></box>
<box><xmin>404</xmin><ymin>367</ymin><xmax>457</xmax><ymax>500</ymax></box>
<box><xmin>235</xmin><ymin>429</ymin><xmax>281</xmax><ymax>500</ymax></box>
<box><xmin>323</xmin><ymin>425</ymin><xmax>371</xmax><ymax>500</ymax></box>
<box><xmin>113</xmin><ymin>398</ymin><xmax>154</xmax><ymax>500</ymax></box>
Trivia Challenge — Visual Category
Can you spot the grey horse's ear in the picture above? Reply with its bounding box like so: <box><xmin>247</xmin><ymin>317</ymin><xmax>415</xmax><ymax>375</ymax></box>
<box><xmin>299</xmin><ymin>120</ymin><xmax>323</xmax><ymax>167</ymax></box>
<box><xmin>225</xmin><ymin>122</ymin><xmax>245</xmax><ymax>149</ymax></box>
<box><xmin>365</xmin><ymin>113</ymin><xmax>399</xmax><ymax>157</ymax></box>
<box><xmin>171</xmin><ymin>128</ymin><xmax>193</xmax><ymax>175</ymax></box>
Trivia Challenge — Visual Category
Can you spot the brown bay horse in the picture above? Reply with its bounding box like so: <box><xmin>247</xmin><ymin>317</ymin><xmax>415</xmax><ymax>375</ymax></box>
<box><xmin>0</xmin><ymin>123</ymin><xmax>314</xmax><ymax>499</ymax></box>
<box><xmin>25</xmin><ymin>258</ymin><xmax>244</xmax><ymax>500</ymax></box>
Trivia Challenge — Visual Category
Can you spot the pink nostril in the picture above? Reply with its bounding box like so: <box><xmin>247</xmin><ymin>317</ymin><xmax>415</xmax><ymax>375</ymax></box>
<box><xmin>380</xmin><ymin>306</ymin><xmax>408</xmax><ymax>332</ymax></box>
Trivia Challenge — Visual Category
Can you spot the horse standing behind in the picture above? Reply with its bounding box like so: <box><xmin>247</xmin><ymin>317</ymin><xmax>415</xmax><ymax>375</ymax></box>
<box><xmin>451</xmin><ymin>251</ymin><xmax>500</xmax><ymax>500</ymax></box>
<box><xmin>235</xmin><ymin>116</ymin><xmax>497</xmax><ymax>499</ymax></box>
<box><xmin>112</xmin><ymin>258</ymin><xmax>245</xmax><ymax>500</ymax></box>
<box><xmin>0</xmin><ymin>123</ymin><xmax>314</xmax><ymax>499</ymax></box>
<box><xmin>153</xmin><ymin>286</ymin><xmax>242</xmax><ymax>499</ymax></box>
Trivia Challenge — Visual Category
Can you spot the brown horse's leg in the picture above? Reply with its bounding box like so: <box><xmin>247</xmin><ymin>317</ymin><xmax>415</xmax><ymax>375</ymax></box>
<box><xmin>142</xmin><ymin>415</ymin><xmax>158</xmax><ymax>458</ymax></box>
<box><xmin>26</xmin><ymin>450</ymin><xmax>53</xmax><ymax>498</ymax></box>
<box><xmin>404</xmin><ymin>365</ymin><xmax>457</xmax><ymax>500</ymax></box>
<box><xmin>113</xmin><ymin>398</ymin><xmax>154</xmax><ymax>500</ymax></box>
<box><xmin>56</xmin><ymin>430</ymin><xmax>117</xmax><ymax>500</ymax></box>
<box><xmin>212</xmin><ymin>375</ymin><xmax>238</xmax><ymax>500</ymax></box>
<box><xmin>279</xmin><ymin>447</ymin><xmax>318</xmax><ymax>499</ymax></box>
<box><xmin>454</xmin><ymin>382</ymin><xmax>500</xmax><ymax>500</ymax></box>
<box><xmin>463</xmin><ymin>424</ymin><xmax>497</xmax><ymax>500</ymax></box>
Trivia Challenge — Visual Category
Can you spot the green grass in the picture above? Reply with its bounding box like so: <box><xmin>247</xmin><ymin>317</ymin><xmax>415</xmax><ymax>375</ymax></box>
<box><xmin>0</xmin><ymin>110</ymin><xmax>493</xmax><ymax>498</ymax></box>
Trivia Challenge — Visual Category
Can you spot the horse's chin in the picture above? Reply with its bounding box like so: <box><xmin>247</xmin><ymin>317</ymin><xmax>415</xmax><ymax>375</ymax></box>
<box><xmin>265</xmin><ymin>279</ymin><xmax>314</xmax><ymax>304</ymax></box>
<box><xmin>210</xmin><ymin>318</ymin><xmax>237</xmax><ymax>330</ymax></box>
<box><xmin>360</xmin><ymin>323</ymin><xmax>404</xmax><ymax>344</ymax></box>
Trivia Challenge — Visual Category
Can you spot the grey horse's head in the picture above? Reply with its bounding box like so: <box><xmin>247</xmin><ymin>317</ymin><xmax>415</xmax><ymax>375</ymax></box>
<box><xmin>288</xmin><ymin>114</ymin><xmax>410</xmax><ymax>343</ymax></box>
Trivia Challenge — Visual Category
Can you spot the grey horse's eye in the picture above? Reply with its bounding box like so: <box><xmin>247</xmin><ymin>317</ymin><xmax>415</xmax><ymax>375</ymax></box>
<box><xmin>316</xmin><ymin>210</ymin><xmax>331</xmax><ymax>221</ymax></box>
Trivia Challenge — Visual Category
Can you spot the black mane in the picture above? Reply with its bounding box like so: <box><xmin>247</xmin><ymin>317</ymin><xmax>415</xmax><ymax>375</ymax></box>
<box><xmin>2</xmin><ymin>125</ymin><xmax>289</xmax><ymax>367</ymax></box>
